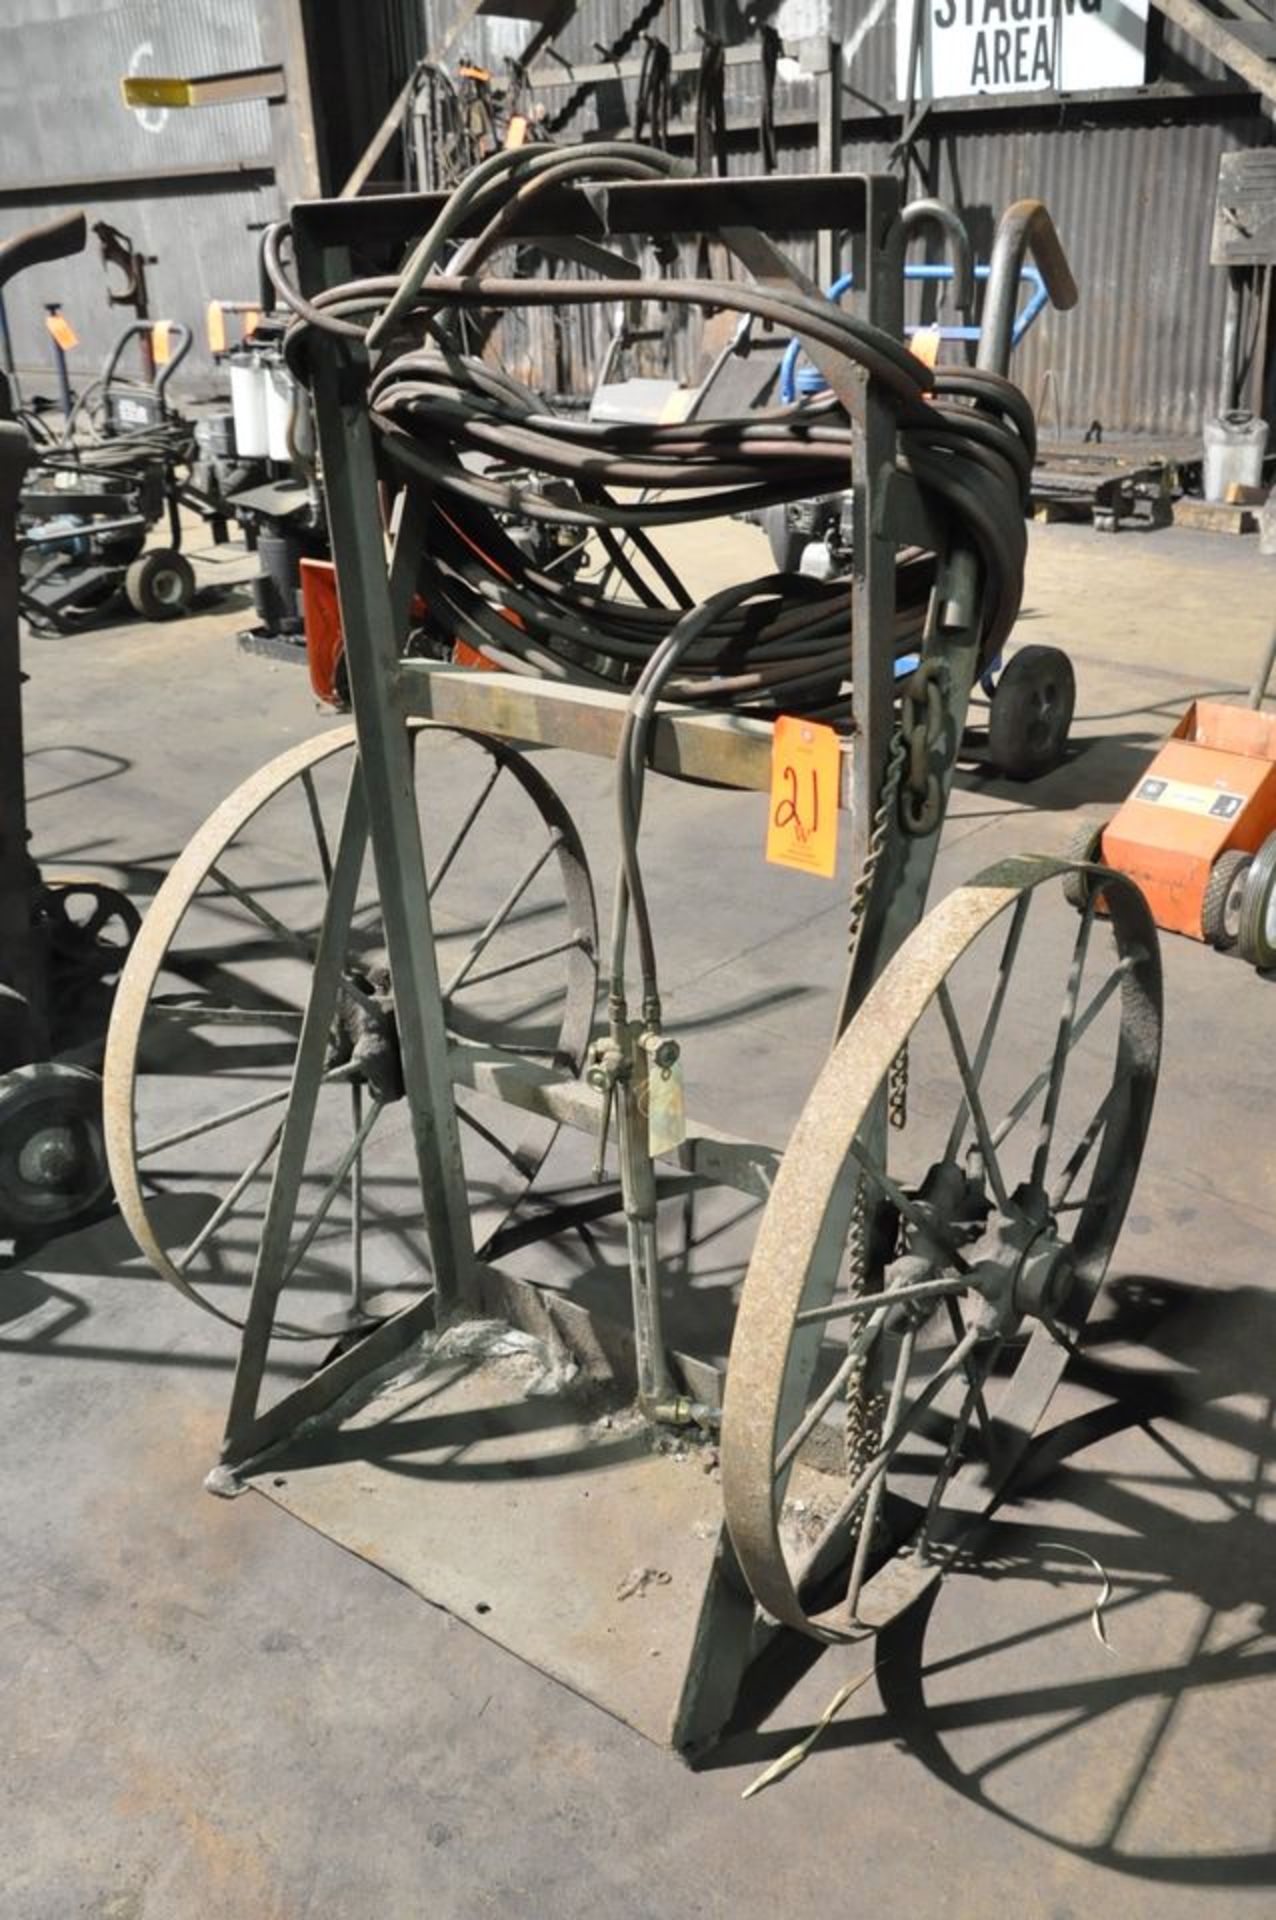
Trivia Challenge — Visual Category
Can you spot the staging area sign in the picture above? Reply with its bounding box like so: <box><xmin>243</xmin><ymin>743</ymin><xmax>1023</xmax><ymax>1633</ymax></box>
<box><xmin>896</xmin><ymin>0</ymin><xmax>1149</xmax><ymax>98</ymax></box>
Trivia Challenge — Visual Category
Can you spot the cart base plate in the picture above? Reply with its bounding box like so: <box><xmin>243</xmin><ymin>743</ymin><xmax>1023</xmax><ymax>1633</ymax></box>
<box><xmin>248</xmin><ymin>1312</ymin><xmax>736</xmax><ymax>1748</ymax></box>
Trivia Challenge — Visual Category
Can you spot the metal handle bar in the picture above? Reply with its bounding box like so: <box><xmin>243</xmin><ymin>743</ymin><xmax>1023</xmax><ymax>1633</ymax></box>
<box><xmin>901</xmin><ymin>198</ymin><xmax>975</xmax><ymax>313</ymax></box>
<box><xmin>99</xmin><ymin>319</ymin><xmax>193</xmax><ymax>405</ymax></box>
<box><xmin>0</xmin><ymin>211</ymin><xmax>87</xmax><ymax>294</ymax></box>
<box><xmin>778</xmin><ymin>262</ymin><xmax>1048</xmax><ymax>403</ymax></box>
<box><xmin>975</xmin><ymin>199</ymin><xmax>1077</xmax><ymax>377</ymax></box>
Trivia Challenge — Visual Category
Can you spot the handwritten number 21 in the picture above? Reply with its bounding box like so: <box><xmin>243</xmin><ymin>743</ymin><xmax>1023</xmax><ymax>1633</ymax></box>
<box><xmin>773</xmin><ymin>763</ymin><xmax>819</xmax><ymax>844</ymax></box>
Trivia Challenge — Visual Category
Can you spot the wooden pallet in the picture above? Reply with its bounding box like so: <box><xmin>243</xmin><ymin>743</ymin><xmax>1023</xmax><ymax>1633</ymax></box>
<box><xmin>1172</xmin><ymin>497</ymin><xmax>1260</xmax><ymax>535</ymax></box>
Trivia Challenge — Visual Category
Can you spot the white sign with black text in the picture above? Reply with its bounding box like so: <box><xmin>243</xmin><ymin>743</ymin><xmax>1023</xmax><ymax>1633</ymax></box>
<box><xmin>895</xmin><ymin>0</ymin><xmax>1149</xmax><ymax>100</ymax></box>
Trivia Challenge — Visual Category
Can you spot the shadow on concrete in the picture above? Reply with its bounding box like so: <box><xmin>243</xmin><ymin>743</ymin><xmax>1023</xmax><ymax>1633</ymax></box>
<box><xmin>955</xmin><ymin>731</ymin><xmax>1166</xmax><ymax>812</ymax></box>
<box><xmin>0</xmin><ymin>1200</ymin><xmax>314</xmax><ymax>1378</ymax></box>
<box><xmin>705</xmin><ymin>1273</ymin><xmax>1276</xmax><ymax>1890</ymax></box>
<box><xmin>23</xmin><ymin>743</ymin><xmax>131</xmax><ymax>805</ymax></box>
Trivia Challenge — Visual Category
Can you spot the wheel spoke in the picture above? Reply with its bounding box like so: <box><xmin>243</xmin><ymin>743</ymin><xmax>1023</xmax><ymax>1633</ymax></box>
<box><xmin>943</xmin><ymin>892</ymin><xmax>1031</xmax><ymax>1164</ymax></box>
<box><xmin>944</xmin><ymin>1294</ymin><xmax>996</xmax><ymax>1456</ymax></box>
<box><xmin>457</xmin><ymin>1100</ymin><xmax>537</xmax><ymax>1178</ymax></box>
<box><xmin>798</xmin><ymin>1323</ymin><xmax>984</xmax><ymax>1546</ymax></box>
<box><xmin>775</xmin><ymin>1308</ymin><xmax>891</xmax><ymax>1477</ymax></box>
<box><xmin>448</xmin><ymin>934</ymin><xmax>584</xmax><ymax>994</ymax></box>
<box><xmin>441</xmin><ymin>834</ymin><xmax>563</xmax><ymax>999</ymax></box>
<box><xmin>137</xmin><ymin>1064</ymin><xmax>349</xmax><ymax>1160</ymax></box>
<box><xmin>350</xmin><ymin>1082</ymin><xmax>364</xmax><ymax>1314</ymax></box>
<box><xmin>991</xmin><ymin>959</ymin><xmax>1132</xmax><ymax>1152</ymax></box>
<box><xmin>282</xmin><ymin>1094</ymin><xmax>384</xmax><ymax>1283</ymax></box>
<box><xmin>300</xmin><ymin>769</ymin><xmax>334</xmax><ymax>887</ymax></box>
<box><xmin>916</xmin><ymin>1334</ymin><xmax>1003</xmax><ymax>1552</ymax></box>
<box><xmin>1031</xmin><ymin>903</ymin><xmax>1095</xmax><ymax>1190</ymax></box>
<box><xmin>208</xmin><ymin>863</ymin><xmax>379</xmax><ymax>1019</ymax></box>
<box><xmin>794</xmin><ymin>1271</ymin><xmax>969</xmax><ymax>1326</ymax></box>
<box><xmin>207</xmin><ymin>864</ymin><xmax>318</xmax><ymax>963</ymax></box>
<box><xmin>936</xmin><ymin>983</ymin><xmax>1011</xmax><ymax>1212</ymax></box>
<box><xmin>428</xmin><ymin>759</ymin><xmax>502</xmax><ymax>897</ymax></box>
<box><xmin>174</xmin><ymin>1119</ymin><xmax>285</xmax><ymax>1273</ymax></box>
<box><xmin>1052</xmin><ymin>1192</ymin><xmax>1113</xmax><ymax>1214</ymax></box>
<box><xmin>137</xmin><ymin>1084</ymin><xmax>292</xmax><ymax>1159</ymax></box>
<box><xmin>151</xmin><ymin>1000</ymin><xmax>304</xmax><ymax>1027</ymax></box>
<box><xmin>1049</xmin><ymin>1076</ymin><xmax>1125</xmax><ymax>1211</ymax></box>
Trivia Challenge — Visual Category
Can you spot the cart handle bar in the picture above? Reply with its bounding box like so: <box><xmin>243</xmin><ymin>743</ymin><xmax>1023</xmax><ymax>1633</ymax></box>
<box><xmin>976</xmin><ymin>199</ymin><xmax>1077</xmax><ymax>377</ymax></box>
<box><xmin>0</xmin><ymin>211</ymin><xmax>87</xmax><ymax>295</ymax></box>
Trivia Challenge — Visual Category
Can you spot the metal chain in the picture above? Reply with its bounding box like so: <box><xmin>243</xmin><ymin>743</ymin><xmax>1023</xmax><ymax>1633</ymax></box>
<box><xmin>843</xmin><ymin>1176</ymin><xmax>893</xmax><ymax>1521</ymax></box>
<box><xmin>844</xmin><ymin>659</ymin><xmax>950</xmax><ymax>982</ymax></box>
<box><xmin>847</xmin><ymin>1174</ymin><xmax>868</xmax><ymax>1284</ymax></box>
<box><xmin>844</xmin><ymin>727</ymin><xmax>907</xmax><ymax>983</ymax></box>
<box><xmin>841</xmin><ymin>697</ymin><xmax>927</xmax><ymax>1502</ymax></box>
<box><xmin>898</xmin><ymin>657</ymin><xmax>949</xmax><ymax>838</ymax></box>
<box><xmin>888</xmin><ymin>1041</ymin><xmax>909</xmax><ymax>1130</ymax></box>
<box><xmin>843</xmin><ymin>1363</ymin><xmax>888</xmax><ymax>1519</ymax></box>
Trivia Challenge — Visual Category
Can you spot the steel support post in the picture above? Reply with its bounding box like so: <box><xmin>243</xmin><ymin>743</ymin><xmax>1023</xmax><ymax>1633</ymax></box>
<box><xmin>222</xmin><ymin>763</ymin><xmax>370</xmax><ymax>1459</ymax></box>
<box><xmin>0</xmin><ymin>420</ymin><xmax>45</xmax><ymax>1065</ymax></box>
<box><xmin>841</xmin><ymin>177</ymin><xmax>905</xmax><ymax>1031</ymax></box>
<box><xmin>297</xmin><ymin>237</ymin><xmax>477</xmax><ymax>1321</ymax></box>
<box><xmin>815</xmin><ymin>40</ymin><xmax>844</xmax><ymax>292</ymax></box>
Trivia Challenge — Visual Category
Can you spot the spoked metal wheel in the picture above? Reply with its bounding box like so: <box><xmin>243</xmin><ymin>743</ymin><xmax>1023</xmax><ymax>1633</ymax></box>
<box><xmin>104</xmin><ymin>723</ymin><xmax>597</xmax><ymax>1338</ymax></box>
<box><xmin>721</xmin><ymin>853</ymin><xmax>1161</xmax><ymax>1642</ymax></box>
<box><xmin>35</xmin><ymin>875</ymin><xmax>141</xmax><ymax>1046</ymax></box>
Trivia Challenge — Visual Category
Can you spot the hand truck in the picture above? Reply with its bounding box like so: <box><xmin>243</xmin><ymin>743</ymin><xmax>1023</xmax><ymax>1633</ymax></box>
<box><xmin>104</xmin><ymin>154</ymin><xmax>1162</xmax><ymax>1751</ymax></box>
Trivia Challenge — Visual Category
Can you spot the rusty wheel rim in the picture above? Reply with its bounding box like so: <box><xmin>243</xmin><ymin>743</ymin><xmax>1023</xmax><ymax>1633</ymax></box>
<box><xmin>104</xmin><ymin>724</ymin><xmax>597</xmax><ymax>1339</ymax></box>
<box><xmin>720</xmin><ymin>854</ymin><xmax>1161</xmax><ymax>1642</ymax></box>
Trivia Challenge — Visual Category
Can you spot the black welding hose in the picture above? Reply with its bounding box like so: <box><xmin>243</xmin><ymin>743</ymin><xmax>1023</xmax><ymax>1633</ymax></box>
<box><xmin>366</xmin><ymin>141</ymin><xmax>690</xmax><ymax>347</ymax></box>
<box><xmin>270</xmin><ymin>140</ymin><xmax>1035</xmax><ymax>743</ymax></box>
<box><xmin>610</xmin><ymin>577</ymin><xmax>794</xmax><ymax>1020</ymax></box>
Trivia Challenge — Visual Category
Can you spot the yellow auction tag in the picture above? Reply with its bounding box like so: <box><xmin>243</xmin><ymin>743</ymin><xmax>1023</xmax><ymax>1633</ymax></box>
<box><xmin>910</xmin><ymin>325</ymin><xmax>942</xmax><ymax>369</ymax></box>
<box><xmin>44</xmin><ymin>310</ymin><xmax>78</xmax><ymax>351</ymax></box>
<box><xmin>766</xmin><ymin>714</ymin><xmax>840</xmax><ymax>878</ymax></box>
<box><xmin>151</xmin><ymin>320</ymin><xmax>172</xmax><ymax>364</ymax></box>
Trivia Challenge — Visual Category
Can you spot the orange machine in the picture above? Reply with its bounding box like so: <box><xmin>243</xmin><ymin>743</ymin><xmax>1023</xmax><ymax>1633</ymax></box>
<box><xmin>1083</xmin><ymin>638</ymin><xmax>1276</xmax><ymax>970</ymax></box>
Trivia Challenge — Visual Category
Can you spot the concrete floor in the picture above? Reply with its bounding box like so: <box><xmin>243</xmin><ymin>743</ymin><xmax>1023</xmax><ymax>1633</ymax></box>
<box><xmin>4</xmin><ymin>521</ymin><xmax>1276</xmax><ymax>1918</ymax></box>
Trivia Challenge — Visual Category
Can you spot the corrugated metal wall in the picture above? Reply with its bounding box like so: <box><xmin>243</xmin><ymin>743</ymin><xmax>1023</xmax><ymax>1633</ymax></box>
<box><xmin>2</xmin><ymin>0</ymin><xmax>1268</xmax><ymax>431</ymax></box>
<box><xmin>424</xmin><ymin>0</ymin><xmax>1273</xmax><ymax>438</ymax></box>
<box><xmin>0</xmin><ymin>1</ymin><xmax>273</xmax><ymax>385</ymax></box>
<box><xmin>0</xmin><ymin>0</ymin><xmax>421</xmax><ymax>388</ymax></box>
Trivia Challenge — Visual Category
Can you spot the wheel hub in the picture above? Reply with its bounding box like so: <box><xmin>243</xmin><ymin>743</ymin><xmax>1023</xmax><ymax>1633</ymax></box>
<box><xmin>965</xmin><ymin>1205</ymin><xmax>1075</xmax><ymax>1334</ymax></box>
<box><xmin>328</xmin><ymin>969</ymin><xmax>404</xmax><ymax>1103</ymax></box>
<box><xmin>17</xmin><ymin>1122</ymin><xmax>83</xmax><ymax>1190</ymax></box>
<box><xmin>899</xmin><ymin>1161</ymin><xmax>1074</xmax><ymax>1335</ymax></box>
<box><xmin>1013</xmin><ymin>1235</ymin><xmax>1075</xmax><ymax>1320</ymax></box>
<box><xmin>0</xmin><ymin>1063</ymin><xmax>110</xmax><ymax>1235</ymax></box>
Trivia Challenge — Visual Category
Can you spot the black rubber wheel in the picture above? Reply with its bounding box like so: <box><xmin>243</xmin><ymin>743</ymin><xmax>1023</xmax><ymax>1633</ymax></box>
<box><xmin>1201</xmin><ymin>849</ymin><xmax>1252</xmax><ymax>950</ymax></box>
<box><xmin>1061</xmin><ymin>818</ymin><xmax>1105</xmax><ymax>913</ymax></box>
<box><xmin>124</xmin><ymin>548</ymin><xmax>195</xmax><ymax>621</ymax></box>
<box><xmin>987</xmin><ymin>645</ymin><xmax>1077</xmax><ymax>780</ymax></box>
<box><xmin>1237</xmin><ymin>833</ymin><xmax>1276</xmax><ymax>969</ymax></box>
<box><xmin>762</xmin><ymin>503</ymin><xmax>806</xmax><ymax>573</ymax></box>
<box><xmin>0</xmin><ymin>1063</ymin><xmax>109</xmax><ymax>1239</ymax></box>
